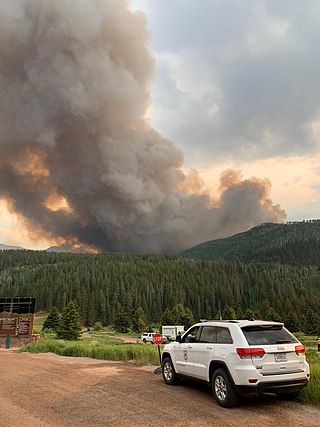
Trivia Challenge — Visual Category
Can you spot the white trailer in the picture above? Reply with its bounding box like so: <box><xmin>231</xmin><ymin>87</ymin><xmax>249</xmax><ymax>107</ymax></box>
<box><xmin>162</xmin><ymin>325</ymin><xmax>184</xmax><ymax>341</ymax></box>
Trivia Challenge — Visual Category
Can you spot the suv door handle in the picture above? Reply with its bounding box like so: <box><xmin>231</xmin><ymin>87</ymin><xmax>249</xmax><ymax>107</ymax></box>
<box><xmin>207</xmin><ymin>347</ymin><xmax>213</xmax><ymax>350</ymax></box>
<box><xmin>188</xmin><ymin>346</ymin><xmax>192</xmax><ymax>349</ymax></box>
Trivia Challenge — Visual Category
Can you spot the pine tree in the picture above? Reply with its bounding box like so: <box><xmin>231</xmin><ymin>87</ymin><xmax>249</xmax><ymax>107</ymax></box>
<box><xmin>221</xmin><ymin>305</ymin><xmax>236</xmax><ymax>320</ymax></box>
<box><xmin>87</xmin><ymin>293</ymin><xmax>96</xmax><ymax>326</ymax></box>
<box><xmin>57</xmin><ymin>300</ymin><xmax>82</xmax><ymax>340</ymax></box>
<box><xmin>132</xmin><ymin>307</ymin><xmax>147</xmax><ymax>333</ymax></box>
<box><xmin>171</xmin><ymin>304</ymin><xmax>185</xmax><ymax>324</ymax></box>
<box><xmin>180</xmin><ymin>307</ymin><xmax>195</xmax><ymax>329</ymax></box>
<box><xmin>161</xmin><ymin>308</ymin><xmax>174</xmax><ymax>326</ymax></box>
<box><xmin>114</xmin><ymin>305</ymin><xmax>130</xmax><ymax>333</ymax></box>
<box><xmin>260</xmin><ymin>299</ymin><xmax>272</xmax><ymax>319</ymax></box>
<box><xmin>284</xmin><ymin>310</ymin><xmax>300</xmax><ymax>332</ymax></box>
<box><xmin>161</xmin><ymin>304</ymin><xmax>195</xmax><ymax>329</ymax></box>
<box><xmin>97</xmin><ymin>289</ymin><xmax>107</xmax><ymax>325</ymax></box>
<box><xmin>243</xmin><ymin>308</ymin><xmax>255</xmax><ymax>320</ymax></box>
<box><xmin>304</xmin><ymin>308</ymin><xmax>320</xmax><ymax>335</ymax></box>
<box><xmin>42</xmin><ymin>306</ymin><xmax>61</xmax><ymax>332</ymax></box>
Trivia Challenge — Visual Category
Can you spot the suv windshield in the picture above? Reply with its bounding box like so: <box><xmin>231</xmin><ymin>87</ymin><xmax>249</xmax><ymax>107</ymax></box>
<box><xmin>241</xmin><ymin>325</ymin><xmax>298</xmax><ymax>345</ymax></box>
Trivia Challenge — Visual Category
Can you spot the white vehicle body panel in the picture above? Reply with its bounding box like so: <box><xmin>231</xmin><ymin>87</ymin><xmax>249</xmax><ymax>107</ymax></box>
<box><xmin>162</xmin><ymin>320</ymin><xmax>310</xmax><ymax>395</ymax></box>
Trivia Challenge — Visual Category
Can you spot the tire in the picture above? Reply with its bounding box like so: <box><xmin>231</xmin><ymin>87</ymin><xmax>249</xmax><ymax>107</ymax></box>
<box><xmin>162</xmin><ymin>357</ymin><xmax>179</xmax><ymax>385</ymax></box>
<box><xmin>143</xmin><ymin>338</ymin><xmax>146</xmax><ymax>343</ymax></box>
<box><xmin>212</xmin><ymin>368</ymin><xmax>239</xmax><ymax>408</ymax></box>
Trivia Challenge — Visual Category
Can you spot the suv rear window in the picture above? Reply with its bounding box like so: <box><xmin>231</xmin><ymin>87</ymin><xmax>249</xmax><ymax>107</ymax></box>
<box><xmin>241</xmin><ymin>325</ymin><xmax>298</xmax><ymax>345</ymax></box>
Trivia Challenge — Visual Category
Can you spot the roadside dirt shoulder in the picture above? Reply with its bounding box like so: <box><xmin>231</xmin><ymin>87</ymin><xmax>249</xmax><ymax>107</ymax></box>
<box><xmin>0</xmin><ymin>349</ymin><xmax>319</xmax><ymax>427</ymax></box>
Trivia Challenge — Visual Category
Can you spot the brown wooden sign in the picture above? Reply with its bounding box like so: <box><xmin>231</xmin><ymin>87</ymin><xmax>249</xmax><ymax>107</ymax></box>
<box><xmin>18</xmin><ymin>316</ymin><xmax>33</xmax><ymax>336</ymax></box>
<box><xmin>0</xmin><ymin>317</ymin><xmax>18</xmax><ymax>335</ymax></box>
<box><xmin>0</xmin><ymin>313</ymin><xmax>34</xmax><ymax>336</ymax></box>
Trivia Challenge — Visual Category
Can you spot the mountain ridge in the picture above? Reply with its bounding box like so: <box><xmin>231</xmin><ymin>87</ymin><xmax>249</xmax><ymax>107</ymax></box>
<box><xmin>179</xmin><ymin>220</ymin><xmax>320</xmax><ymax>265</ymax></box>
<box><xmin>0</xmin><ymin>243</ymin><xmax>85</xmax><ymax>253</ymax></box>
<box><xmin>0</xmin><ymin>243</ymin><xmax>24</xmax><ymax>251</ymax></box>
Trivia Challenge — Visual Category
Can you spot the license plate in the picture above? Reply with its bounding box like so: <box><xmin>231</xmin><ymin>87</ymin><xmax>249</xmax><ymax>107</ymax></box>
<box><xmin>274</xmin><ymin>353</ymin><xmax>287</xmax><ymax>362</ymax></box>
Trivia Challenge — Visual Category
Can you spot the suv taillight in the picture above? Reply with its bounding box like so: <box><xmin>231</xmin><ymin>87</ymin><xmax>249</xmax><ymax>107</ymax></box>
<box><xmin>236</xmin><ymin>348</ymin><xmax>265</xmax><ymax>359</ymax></box>
<box><xmin>295</xmin><ymin>345</ymin><xmax>305</xmax><ymax>355</ymax></box>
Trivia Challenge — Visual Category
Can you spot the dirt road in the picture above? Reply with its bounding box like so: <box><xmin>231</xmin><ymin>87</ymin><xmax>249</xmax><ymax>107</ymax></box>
<box><xmin>0</xmin><ymin>349</ymin><xmax>319</xmax><ymax>427</ymax></box>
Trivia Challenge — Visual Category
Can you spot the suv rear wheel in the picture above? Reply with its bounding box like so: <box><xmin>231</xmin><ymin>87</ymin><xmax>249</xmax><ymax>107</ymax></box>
<box><xmin>162</xmin><ymin>357</ymin><xmax>179</xmax><ymax>385</ymax></box>
<box><xmin>212</xmin><ymin>368</ymin><xmax>239</xmax><ymax>408</ymax></box>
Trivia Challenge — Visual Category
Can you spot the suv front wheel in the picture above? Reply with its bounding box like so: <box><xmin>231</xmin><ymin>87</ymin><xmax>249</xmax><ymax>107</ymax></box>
<box><xmin>212</xmin><ymin>368</ymin><xmax>239</xmax><ymax>408</ymax></box>
<box><xmin>162</xmin><ymin>357</ymin><xmax>179</xmax><ymax>385</ymax></box>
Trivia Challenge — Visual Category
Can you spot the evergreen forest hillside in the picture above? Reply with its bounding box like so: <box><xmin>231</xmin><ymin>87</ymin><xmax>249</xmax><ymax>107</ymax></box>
<box><xmin>180</xmin><ymin>221</ymin><xmax>320</xmax><ymax>265</ymax></box>
<box><xmin>0</xmin><ymin>249</ymin><xmax>320</xmax><ymax>334</ymax></box>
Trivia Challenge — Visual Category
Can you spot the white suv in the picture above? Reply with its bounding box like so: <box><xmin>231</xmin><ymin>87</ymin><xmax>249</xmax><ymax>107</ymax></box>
<box><xmin>161</xmin><ymin>320</ymin><xmax>310</xmax><ymax>407</ymax></box>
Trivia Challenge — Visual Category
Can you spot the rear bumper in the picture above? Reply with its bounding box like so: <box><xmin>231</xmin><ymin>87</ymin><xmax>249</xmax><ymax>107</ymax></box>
<box><xmin>236</xmin><ymin>379</ymin><xmax>309</xmax><ymax>396</ymax></box>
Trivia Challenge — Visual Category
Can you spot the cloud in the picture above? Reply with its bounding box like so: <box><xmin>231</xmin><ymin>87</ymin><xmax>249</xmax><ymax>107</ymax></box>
<box><xmin>138</xmin><ymin>0</ymin><xmax>320</xmax><ymax>165</ymax></box>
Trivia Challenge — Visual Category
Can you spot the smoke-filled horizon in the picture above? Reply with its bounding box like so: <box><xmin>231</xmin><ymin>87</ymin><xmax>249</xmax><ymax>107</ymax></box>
<box><xmin>0</xmin><ymin>0</ymin><xmax>286</xmax><ymax>253</ymax></box>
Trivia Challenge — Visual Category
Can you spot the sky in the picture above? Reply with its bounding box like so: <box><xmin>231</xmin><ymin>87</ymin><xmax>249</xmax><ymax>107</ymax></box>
<box><xmin>130</xmin><ymin>0</ymin><xmax>320</xmax><ymax>219</ymax></box>
<box><xmin>0</xmin><ymin>0</ymin><xmax>319</xmax><ymax>251</ymax></box>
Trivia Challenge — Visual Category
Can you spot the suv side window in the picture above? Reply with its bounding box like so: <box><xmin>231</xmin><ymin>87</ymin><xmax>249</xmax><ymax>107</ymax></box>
<box><xmin>199</xmin><ymin>326</ymin><xmax>216</xmax><ymax>343</ymax></box>
<box><xmin>216</xmin><ymin>327</ymin><xmax>233</xmax><ymax>344</ymax></box>
<box><xmin>184</xmin><ymin>326</ymin><xmax>201</xmax><ymax>343</ymax></box>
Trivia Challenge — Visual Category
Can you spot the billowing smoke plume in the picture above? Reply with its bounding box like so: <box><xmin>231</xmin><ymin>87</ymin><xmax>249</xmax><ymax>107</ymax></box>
<box><xmin>0</xmin><ymin>0</ymin><xmax>286</xmax><ymax>253</ymax></box>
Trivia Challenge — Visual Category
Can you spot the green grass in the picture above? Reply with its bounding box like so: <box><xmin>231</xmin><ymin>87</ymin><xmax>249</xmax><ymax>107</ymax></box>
<box><xmin>22</xmin><ymin>334</ymin><xmax>161</xmax><ymax>365</ymax></box>
<box><xmin>299</xmin><ymin>350</ymin><xmax>320</xmax><ymax>405</ymax></box>
<box><xmin>33</xmin><ymin>312</ymin><xmax>48</xmax><ymax>334</ymax></box>
<box><xmin>294</xmin><ymin>332</ymin><xmax>318</xmax><ymax>348</ymax></box>
<box><xmin>29</xmin><ymin>313</ymin><xmax>159</xmax><ymax>364</ymax></box>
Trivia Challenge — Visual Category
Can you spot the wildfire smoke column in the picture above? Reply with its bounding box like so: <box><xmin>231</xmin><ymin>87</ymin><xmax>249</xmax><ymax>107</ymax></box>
<box><xmin>0</xmin><ymin>0</ymin><xmax>286</xmax><ymax>252</ymax></box>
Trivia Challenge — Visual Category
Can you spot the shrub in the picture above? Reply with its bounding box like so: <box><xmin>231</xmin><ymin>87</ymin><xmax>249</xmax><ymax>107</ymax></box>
<box><xmin>93</xmin><ymin>322</ymin><xmax>103</xmax><ymax>331</ymax></box>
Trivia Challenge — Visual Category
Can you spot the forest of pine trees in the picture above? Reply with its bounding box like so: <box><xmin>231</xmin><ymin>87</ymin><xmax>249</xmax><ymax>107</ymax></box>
<box><xmin>0</xmin><ymin>250</ymin><xmax>320</xmax><ymax>333</ymax></box>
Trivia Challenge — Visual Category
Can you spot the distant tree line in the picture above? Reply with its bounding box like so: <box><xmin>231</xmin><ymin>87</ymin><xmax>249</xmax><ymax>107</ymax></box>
<box><xmin>0</xmin><ymin>250</ymin><xmax>320</xmax><ymax>334</ymax></box>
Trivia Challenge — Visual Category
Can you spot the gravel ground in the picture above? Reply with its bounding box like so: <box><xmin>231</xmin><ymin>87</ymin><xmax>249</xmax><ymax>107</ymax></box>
<box><xmin>0</xmin><ymin>348</ymin><xmax>320</xmax><ymax>427</ymax></box>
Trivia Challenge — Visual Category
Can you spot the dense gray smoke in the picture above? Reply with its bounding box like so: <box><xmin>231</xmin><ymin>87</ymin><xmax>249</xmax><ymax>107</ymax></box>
<box><xmin>0</xmin><ymin>0</ymin><xmax>286</xmax><ymax>253</ymax></box>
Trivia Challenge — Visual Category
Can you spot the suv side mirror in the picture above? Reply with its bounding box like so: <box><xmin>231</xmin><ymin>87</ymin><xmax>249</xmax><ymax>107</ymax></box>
<box><xmin>175</xmin><ymin>335</ymin><xmax>182</xmax><ymax>343</ymax></box>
